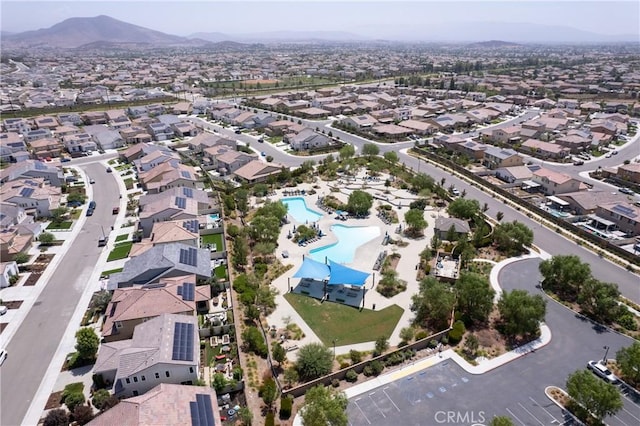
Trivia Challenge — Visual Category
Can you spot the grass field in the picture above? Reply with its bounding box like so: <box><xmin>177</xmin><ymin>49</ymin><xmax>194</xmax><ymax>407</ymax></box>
<box><xmin>284</xmin><ymin>293</ymin><xmax>403</xmax><ymax>346</ymax></box>
<box><xmin>201</xmin><ymin>233</ymin><xmax>223</xmax><ymax>251</ymax></box>
<box><xmin>115</xmin><ymin>234</ymin><xmax>129</xmax><ymax>242</ymax></box>
<box><xmin>101</xmin><ymin>267</ymin><xmax>123</xmax><ymax>276</ymax></box>
<box><xmin>214</xmin><ymin>264</ymin><xmax>227</xmax><ymax>280</ymax></box>
<box><xmin>123</xmin><ymin>178</ymin><xmax>134</xmax><ymax>190</ymax></box>
<box><xmin>107</xmin><ymin>242</ymin><xmax>133</xmax><ymax>262</ymax></box>
<box><xmin>47</xmin><ymin>221</ymin><xmax>73</xmax><ymax>230</ymax></box>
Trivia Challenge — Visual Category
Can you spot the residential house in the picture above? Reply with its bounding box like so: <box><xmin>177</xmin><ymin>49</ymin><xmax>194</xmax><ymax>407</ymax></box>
<box><xmin>108</xmin><ymin>243</ymin><xmax>211</xmax><ymax>289</ymax></box>
<box><xmin>102</xmin><ymin>275</ymin><xmax>208</xmax><ymax>342</ymax></box>
<box><xmin>63</xmin><ymin>133</ymin><xmax>98</xmax><ymax>154</ymax></box>
<box><xmin>29</xmin><ymin>138</ymin><xmax>63</xmax><ymax>159</ymax></box>
<box><xmin>234</xmin><ymin>160</ymin><xmax>283</xmax><ymax>184</ymax></box>
<box><xmin>490</xmin><ymin>125</ymin><xmax>521</xmax><ymax>144</ymax></box>
<box><xmin>215</xmin><ymin>150</ymin><xmax>256</xmax><ymax>175</ymax></box>
<box><xmin>131</xmin><ymin>220</ymin><xmax>202</xmax><ymax>257</ymax></box>
<box><xmin>616</xmin><ymin>163</ymin><xmax>640</xmax><ymax>184</ymax></box>
<box><xmin>595</xmin><ymin>202</ymin><xmax>640</xmax><ymax>236</ymax></box>
<box><xmin>140</xmin><ymin>163</ymin><xmax>202</xmax><ymax>194</ymax></box>
<box><xmin>557</xmin><ymin>191</ymin><xmax>629</xmax><ymax>215</ymax></box>
<box><xmin>495</xmin><ymin>165</ymin><xmax>537</xmax><ymax>184</ymax></box>
<box><xmin>285</xmin><ymin>128</ymin><xmax>331</xmax><ymax>151</ymax></box>
<box><xmin>119</xmin><ymin>126</ymin><xmax>153</xmax><ymax>145</ymax></box>
<box><xmin>372</xmin><ymin>124</ymin><xmax>412</xmax><ymax>139</ymax></box>
<box><xmin>434</xmin><ymin>217</ymin><xmax>471</xmax><ymax>241</ymax></box>
<box><xmin>0</xmin><ymin>132</ymin><xmax>26</xmax><ymax>161</ymax></box>
<box><xmin>33</xmin><ymin>116</ymin><xmax>60</xmax><ymax>130</ymax></box>
<box><xmin>24</xmin><ymin>128</ymin><xmax>52</xmax><ymax>143</ymax></box>
<box><xmin>138</xmin><ymin>194</ymin><xmax>200</xmax><ymax>237</ymax></box>
<box><xmin>0</xmin><ymin>178</ymin><xmax>61</xmax><ymax>217</ymax></box>
<box><xmin>482</xmin><ymin>147</ymin><xmax>524</xmax><ymax>169</ymax></box>
<box><xmin>172</xmin><ymin>122</ymin><xmax>198</xmax><ymax>138</ymax></box>
<box><xmin>187</xmin><ymin>132</ymin><xmax>235</xmax><ymax>153</ymax></box>
<box><xmin>147</xmin><ymin>122</ymin><xmax>175</xmax><ymax>141</ymax></box>
<box><xmin>93</xmin><ymin>314</ymin><xmax>200</xmax><ymax>398</ymax></box>
<box><xmin>139</xmin><ymin>186</ymin><xmax>215</xmax><ymax>215</ymax></box>
<box><xmin>120</xmin><ymin>142</ymin><xmax>172</xmax><ymax>163</ymax></box>
<box><xmin>86</xmin><ymin>383</ymin><xmax>222</xmax><ymax>426</ymax></box>
<box><xmin>521</xmin><ymin>139</ymin><xmax>570</xmax><ymax>160</ymax></box>
<box><xmin>133</xmin><ymin>150</ymin><xmax>181</xmax><ymax>173</ymax></box>
<box><xmin>453</xmin><ymin>141</ymin><xmax>487</xmax><ymax>161</ymax></box>
<box><xmin>555</xmin><ymin>134</ymin><xmax>591</xmax><ymax>154</ymax></box>
<box><xmin>0</xmin><ymin>261</ymin><xmax>19</xmax><ymax>288</ymax></box>
<box><xmin>82</xmin><ymin>111</ymin><xmax>108</xmax><ymax>125</ymax></box>
<box><xmin>298</xmin><ymin>107</ymin><xmax>331</xmax><ymax>118</ymax></box>
<box><xmin>3</xmin><ymin>117</ymin><xmax>31</xmax><ymax>133</ymax></box>
<box><xmin>397</xmin><ymin>119</ymin><xmax>435</xmax><ymax>135</ymax></box>
<box><xmin>341</xmin><ymin>114</ymin><xmax>378</xmax><ymax>130</ymax></box>
<box><xmin>0</xmin><ymin>160</ymin><xmax>64</xmax><ymax>186</ymax></box>
<box><xmin>532</xmin><ymin>168</ymin><xmax>586</xmax><ymax>195</ymax></box>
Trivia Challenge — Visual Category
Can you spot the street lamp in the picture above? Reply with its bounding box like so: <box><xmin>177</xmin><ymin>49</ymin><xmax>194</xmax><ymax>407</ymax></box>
<box><xmin>602</xmin><ymin>346</ymin><xmax>610</xmax><ymax>364</ymax></box>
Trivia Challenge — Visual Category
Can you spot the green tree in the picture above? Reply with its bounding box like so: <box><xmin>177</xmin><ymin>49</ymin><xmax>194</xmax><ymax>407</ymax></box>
<box><xmin>67</xmin><ymin>193</ymin><xmax>86</xmax><ymax>204</ymax></box>
<box><xmin>248</xmin><ymin>215</ymin><xmax>281</xmax><ymax>245</ymax></box>
<box><xmin>399</xmin><ymin>326</ymin><xmax>415</xmax><ymax>343</ymax></box>
<box><xmin>284</xmin><ymin>367</ymin><xmax>299</xmax><ymax>387</ymax></box>
<box><xmin>43</xmin><ymin>409</ymin><xmax>69</xmax><ymax>426</ymax></box>
<box><xmin>374</xmin><ymin>336</ymin><xmax>389</xmax><ymax>356</ymax></box>
<box><xmin>300</xmin><ymin>385</ymin><xmax>348</xmax><ymax>426</ymax></box>
<box><xmin>577</xmin><ymin>279</ymin><xmax>621</xmax><ymax>324</ymax></box>
<box><xmin>235</xmin><ymin>188</ymin><xmax>250</xmax><ymax>215</ymax></box>
<box><xmin>213</xmin><ymin>373</ymin><xmax>228</xmax><ymax>392</ymax></box>
<box><xmin>497</xmin><ymin>290</ymin><xmax>546</xmax><ymax>341</ymax></box>
<box><xmin>91</xmin><ymin>389</ymin><xmax>111</xmax><ymax>410</ymax></box>
<box><xmin>456</xmin><ymin>272</ymin><xmax>495</xmax><ymax>325</ymax></box>
<box><xmin>72</xmin><ymin>404</ymin><xmax>94</xmax><ymax>425</ymax></box>
<box><xmin>272</xmin><ymin>342</ymin><xmax>287</xmax><ymax>366</ymax></box>
<box><xmin>410</xmin><ymin>173</ymin><xmax>435</xmax><ymax>193</ymax></box>
<box><xmin>539</xmin><ymin>255</ymin><xmax>591</xmax><ymax>300</ymax></box>
<box><xmin>489</xmin><ymin>416</ymin><xmax>514</xmax><ymax>426</ymax></box>
<box><xmin>566</xmin><ymin>369</ymin><xmax>623</xmax><ymax>420</ymax></box>
<box><xmin>51</xmin><ymin>207</ymin><xmax>69</xmax><ymax>223</ymax></box>
<box><xmin>464</xmin><ymin>334</ymin><xmax>479</xmax><ymax>357</ymax></box>
<box><xmin>253</xmin><ymin>241</ymin><xmax>276</xmax><ymax>257</ymax></box>
<box><xmin>447</xmin><ymin>198</ymin><xmax>481</xmax><ymax>220</ymax></box>
<box><xmin>13</xmin><ymin>252</ymin><xmax>30</xmax><ymax>265</ymax></box>
<box><xmin>404</xmin><ymin>209</ymin><xmax>427</xmax><ymax>237</ymax></box>
<box><xmin>296</xmin><ymin>343</ymin><xmax>334</xmax><ymax>381</ymax></box>
<box><xmin>242</xmin><ymin>326</ymin><xmax>268</xmax><ymax>357</ymax></box>
<box><xmin>256</xmin><ymin>200</ymin><xmax>288</xmax><ymax>222</ymax></box>
<box><xmin>383</xmin><ymin>151</ymin><xmax>399</xmax><ymax>164</ymax></box>
<box><xmin>75</xmin><ymin>327</ymin><xmax>99</xmax><ymax>361</ymax></box>
<box><xmin>339</xmin><ymin>144</ymin><xmax>355</xmax><ymax>161</ymax></box>
<box><xmin>346</xmin><ymin>190</ymin><xmax>373</xmax><ymax>216</ymax></box>
<box><xmin>492</xmin><ymin>221</ymin><xmax>534</xmax><ymax>255</ymax></box>
<box><xmin>64</xmin><ymin>392</ymin><xmax>85</xmax><ymax>412</ymax></box>
<box><xmin>616</xmin><ymin>342</ymin><xmax>640</xmax><ymax>385</ymax></box>
<box><xmin>253</xmin><ymin>183</ymin><xmax>269</xmax><ymax>197</ymax></box>
<box><xmin>238</xmin><ymin>406</ymin><xmax>253</xmax><ymax>426</ymax></box>
<box><xmin>231</xmin><ymin>236</ymin><xmax>249</xmax><ymax>269</ymax></box>
<box><xmin>295</xmin><ymin>225</ymin><xmax>317</xmax><ymax>243</ymax></box>
<box><xmin>411</xmin><ymin>277</ymin><xmax>456</xmax><ymax>331</ymax></box>
<box><xmin>259</xmin><ymin>377</ymin><xmax>278</xmax><ymax>409</ymax></box>
<box><xmin>39</xmin><ymin>232</ymin><xmax>55</xmax><ymax>246</ymax></box>
<box><xmin>362</xmin><ymin>143</ymin><xmax>380</xmax><ymax>157</ymax></box>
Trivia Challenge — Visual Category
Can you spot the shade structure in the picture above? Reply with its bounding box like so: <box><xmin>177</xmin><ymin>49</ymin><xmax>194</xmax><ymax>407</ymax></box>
<box><xmin>292</xmin><ymin>257</ymin><xmax>330</xmax><ymax>281</ymax></box>
<box><xmin>327</xmin><ymin>260</ymin><xmax>370</xmax><ymax>286</ymax></box>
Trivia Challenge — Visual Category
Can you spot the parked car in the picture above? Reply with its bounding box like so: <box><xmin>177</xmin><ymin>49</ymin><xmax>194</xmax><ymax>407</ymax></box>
<box><xmin>258</xmin><ymin>138</ymin><xmax>264</xmax><ymax>143</ymax></box>
<box><xmin>587</xmin><ymin>360</ymin><xmax>619</xmax><ymax>384</ymax></box>
<box><xmin>98</xmin><ymin>236</ymin><xmax>108</xmax><ymax>247</ymax></box>
<box><xmin>86</xmin><ymin>209</ymin><xmax>94</xmax><ymax>216</ymax></box>
<box><xmin>612</xmin><ymin>150</ymin><xmax>619</xmax><ymax>155</ymax></box>
<box><xmin>60</xmin><ymin>157</ymin><xmax>71</xmax><ymax>163</ymax></box>
<box><xmin>67</xmin><ymin>200</ymin><xmax>83</xmax><ymax>208</ymax></box>
<box><xmin>0</xmin><ymin>348</ymin><xmax>7</xmax><ymax>366</ymax></box>
<box><xmin>605</xmin><ymin>152</ymin><xmax>612</xmax><ymax>158</ymax></box>
<box><xmin>261</xmin><ymin>151</ymin><xmax>266</xmax><ymax>157</ymax></box>
<box><xmin>573</xmin><ymin>160</ymin><xmax>584</xmax><ymax>166</ymax></box>
<box><xmin>112</xmin><ymin>206</ymin><xmax>120</xmax><ymax>215</ymax></box>
<box><xmin>235</xmin><ymin>129</ymin><xmax>242</xmax><ymax>134</ymax></box>
<box><xmin>89</xmin><ymin>178</ymin><xmax>96</xmax><ymax>184</ymax></box>
<box><xmin>89</xmin><ymin>201</ymin><xmax>96</xmax><ymax>209</ymax></box>
<box><xmin>0</xmin><ymin>305</ymin><xmax>7</xmax><ymax>315</ymax></box>
<box><xmin>106</xmin><ymin>167</ymin><xmax>112</xmax><ymax>173</ymax></box>
<box><xmin>620</xmin><ymin>188</ymin><xmax>634</xmax><ymax>195</ymax></box>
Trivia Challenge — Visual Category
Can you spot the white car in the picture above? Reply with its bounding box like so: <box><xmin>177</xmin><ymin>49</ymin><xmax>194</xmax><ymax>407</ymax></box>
<box><xmin>0</xmin><ymin>305</ymin><xmax>6</xmax><ymax>315</ymax></box>
<box><xmin>587</xmin><ymin>360</ymin><xmax>619</xmax><ymax>384</ymax></box>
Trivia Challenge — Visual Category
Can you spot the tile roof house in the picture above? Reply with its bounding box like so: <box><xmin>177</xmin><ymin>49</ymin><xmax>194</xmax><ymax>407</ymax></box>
<box><xmin>86</xmin><ymin>383</ymin><xmax>222</xmax><ymax>426</ymax></box>
<box><xmin>521</xmin><ymin>139</ymin><xmax>570</xmax><ymax>160</ymax></box>
<box><xmin>495</xmin><ymin>165</ymin><xmax>537</xmax><ymax>184</ymax></box>
<box><xmin>215</xmin><ymin>150</ymin><xmax>256</xmax><ymax>175</ymax></box>
<box><xmin>138</xmin><ymin>193</ymin><xmax>200</xmax><ymax>238</ymax></box>
<box><xmin>285</xmin><ymin>128</ymin><xmax>331</xmax><ymax>151</ymax></box>
<box><xmin>130</xmin><ymin>219</ymin><xmax>201</xmax><ymax>257</ymax></box>
<box><xmin>341</xmin><ymin>114</ymin><xmax>378</xmax><ymax>130</ymax></box>
<box><xmin>0</xmin><ymin>160</ymin><xmax>63</xmax><ymax>187</ymax></box>
<box><xmin>616</xmin><ymin>163</ymin><xmax>640</xmax><ymax>184</ymax></box>
<box><xmin>532</xmin><ymin>168</ymin><xmax>587</xmax><ymax>195</ymax></box>
<box><xmin>557</xmin><ymin>191</ymin><xmax>629</xmax><ymax>215</ymax></box>
<box><xmin>93</xmin><ymin>314</ymin><xmax>200</xmax><ymax>398</ymax></box>
<box><xmin>434</xmin><ymin>217</ymin><xmax>471</xmax><ymax>240</ymax></box>
<box><xmin>0</xmin><ymin>261</ymin><xmax>19</xmax><ymax>289</ymax></box>
<box><xmin>0</xmin><ymin>132</ymin><xmax>27</xmax><ymax>160</ymax></box>
<box><xmin>102</xmin><ymin>275</ymin><xmax>208</xmax><ymax>342</ymax></box>
<box><xmin>482</xmin><ymin>147</ymin><xmax>524</xmax><ymax>169</ymax></box>
<box><xmin>120</xmin><ymin>142</ymin><xmax>172</xmax><ymax>163</ymax></box>
<box><xmin>595</xmin><ymin>202</ymin><xmax>640</xmax><ymax>236</ymax></box>
<box><xmin>372</xmin><ymin>124</ymin><xmax>412</xmax><ymax>139</ymax></box>
<box><xmin>0</xmin><ymin>178</ymin><xmax>61</xmax><ymax>217</ymax></box>
<box><xmin>397</xmin><ymin>119</ymin><xmax>435</xmax><ymax>135</ymax></box>
<box><xmin>138</xmin><ymin>162</ymin><xmax>201</xmax><ymax>194</ymax></box>
<box><xmin>29</xmin><ymin>138</ymin><xmax>63</xmax><ymax>159</ymax></box>
<box><xmin>133</xmin><ymin>150</ymin><xmax>181</xmax><ymax>173</ymax></box>
<box><xmin>139</xmin><ymin>186</ymin><xmax>215</xmax><ymax>213</ymax></box>
<box><xmin>187</xmin><ymin>132</ymin><xmax>236</xmax><ymax>153</ymax></box>
<box><xmin>234</xmin><ymin>160</ymin><xmax>283</xmax><ymax>184</ymax></box>
<box><xmin>108</xmin><ymin>243</ymin><xmax>211</xmax><ymax>289</ymax></box>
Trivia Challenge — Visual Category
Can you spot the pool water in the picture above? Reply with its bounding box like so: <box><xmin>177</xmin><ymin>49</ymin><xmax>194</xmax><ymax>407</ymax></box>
<box><xmin>209</xmin><ymin>214</ymin><xmax>220</xmax><ymax>220</ymax></box>
<box><xmin>310</xmin><ymin>224</ymin><xmax>380</xmax><ymax>264</ymax></box>
<box><xmin>282</xmin><ymin>197</ymin><xmax>323</xmax><ymax>224</ymax></box>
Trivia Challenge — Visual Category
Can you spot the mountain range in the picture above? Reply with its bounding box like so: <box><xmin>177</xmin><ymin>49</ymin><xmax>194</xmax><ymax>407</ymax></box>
<box><xmin>1</xmin><ymin>15</ymin><xmax>636</xmax><ymax>49</ymax></box>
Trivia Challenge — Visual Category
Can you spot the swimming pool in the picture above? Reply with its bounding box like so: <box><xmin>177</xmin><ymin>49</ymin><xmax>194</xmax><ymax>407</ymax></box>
<box><xmin>282</xmin><ymin>197</ymin><xmax>323</xmax><ymax>224</ymax></box>
<box><xmin>310</xmin><ymin>224</ymin><xmax>380</xmax><ymax>264</ymax></box>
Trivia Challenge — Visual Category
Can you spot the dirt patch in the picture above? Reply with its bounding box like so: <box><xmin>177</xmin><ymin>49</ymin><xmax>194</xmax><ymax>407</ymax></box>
<box><xmin>22</xmin><ymin>254</ymin><xmax>55</xmax><ymax>286</ymax></box>
<box><xmin>3</xmin><ymin>300</ymin><xmax>23</xmax><ymax>309</ymax></box>
<box><xmin>387</xmin><ymin>255</ymin><xmax>400</xmax><ymax>270</ymax></box>
<box><xmin>45</xmin><ymin>390</ymin><xmax>63</xmax><ymax>410</ymax></box>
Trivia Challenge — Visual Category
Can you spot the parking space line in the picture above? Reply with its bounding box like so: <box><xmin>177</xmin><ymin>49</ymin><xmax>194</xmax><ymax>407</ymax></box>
<box><xmin>383</xmin><ymin>387</ymin><xmax>401</xmax><ymax>412</ymax></box>
<box><xmin>368</xmin><ymin>393</ymin><xmax>386</xmax><ymax>419</ymax></box>
<box><xmin>621</xmin><ymin>406</ymin><xmax>640</xmax><ymax>423</ymax></box>
<box><xmin>613</xmin><ymin>415</ymin><xmax>629</xmax><ymax>426</ymax></box>
<box><xmin>354</xmin><ymin>401</ymin><xmax>371</xmax><ymax>425</ymax></box>
<box><xmin>517</xmin><ymin>402</ymin><xmax>545</xmax><ymax>426</ymax></box>
<box><xmin>505</xmin><ymin>408</ymin><xmax>527</xmax><ymax>426</ymax></box>
<box><xmin>527</xmin><ymin>396</ymin><xmax>560</xmax><ymax>423</ymax></box>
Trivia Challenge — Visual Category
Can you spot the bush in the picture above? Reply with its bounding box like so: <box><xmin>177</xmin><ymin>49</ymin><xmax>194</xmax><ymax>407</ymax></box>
<box><xmin>415</xmin><ymin>330</ymin><xmax>428</xmax><ymax>340</ymax></box>
<box><xmin>345</xmin><ymin>369</ymin><xmax>358</xmax><ymax>382</ymax></box>
<box><xmin>349</xmin><ymin>349</ymin><xmax>362</xmax><ymax>364</ymax></box>
<box><xmin>339</xmin><ymin>361</ymin><xmax>350</xmax><ymax>369</ymax></box>
<box><xmin>363</xmin><ymin>365</ymin><xmax>374</xmax><ymax>377</ymax></box>
<box><xmin>43</xmin><ymin>409</ymin><xmax>69</xmax><ymax>426</ymax></box>
<box><xmin>618</xmin><ymin>312</ymin><xmax>638</xmax><ymax>331</ymax></box>
<box><xmin>332</xmin><ymin>378</ymin><xmax>340</xmax><ymax>387</ymax></box>
<box><xmin>72</xmin><ymin>404</ymin><xmax>94</xmax><ymax>425</ymax></box>
<box><xmin>448</xmin><ymin>320</ymin><xmax>466</xmax><ymax>344</ymax></box>
<box><xmin>428</xmin><ymin>339</ymin><xmax>439</xmax><ymax>348</ymax></box>
<box><xmin>92</xmin><ymin>389</ymin><xmax>111</xmax><ymax>410</ymax></box>
<box><xmin>370</xmin><ymin>360</ymin><xmax>384</xmax><ymax>376</ymax></box>
<box><xmin>265</xmin><ymin>411</ymin><xmax>275</xmax><ymax>426</ymax></box>
<box><xmin>279</xmin><ymin>395</ymin><xmax>293</xmax><ymax>419</ymax></box>
<box><xmin>64</xmin><ymin>392</ymin><xmax>86</xmax><ymax>412</ymax></box>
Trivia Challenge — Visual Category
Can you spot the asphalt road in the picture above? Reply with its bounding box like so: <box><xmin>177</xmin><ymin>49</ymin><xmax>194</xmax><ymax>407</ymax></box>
<box><xmin>0</xmin><ymin>162</ymin><xmax>119</xmax><ymax>426</ymax></box>
<box><xmin>348</xmin><ymin>258</ymin><xmax>640</xmax><ymax>426</ymax></box>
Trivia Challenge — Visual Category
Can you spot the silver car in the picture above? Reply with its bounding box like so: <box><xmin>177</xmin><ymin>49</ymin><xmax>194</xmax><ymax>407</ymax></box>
<box><xmin>587</xmin><ymin>360</ymin><xmax>619</xmax><ymax>384</ymax></box>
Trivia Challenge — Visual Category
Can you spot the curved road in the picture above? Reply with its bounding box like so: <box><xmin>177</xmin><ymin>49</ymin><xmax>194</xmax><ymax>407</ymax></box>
<box><xmin>0</xmin><ymin>161</ymin><xmax>120</xmax><ymax>426</ymax></box>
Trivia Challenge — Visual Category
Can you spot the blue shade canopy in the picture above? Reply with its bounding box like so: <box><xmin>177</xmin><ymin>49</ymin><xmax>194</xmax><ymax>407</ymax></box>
<box><xmin>327</xmin><ymin>260</ymin><xmax>370</xmax><ymax>286</ymax></box>
<box><xmin>292</xmin><ymin>257</ymin><xmax>369</xmax><ymax>286</ymax></box>
<box><xmin>292</xmin><ymin>257</ymin><xmax>330</xmax><ymax>280</ymax></box>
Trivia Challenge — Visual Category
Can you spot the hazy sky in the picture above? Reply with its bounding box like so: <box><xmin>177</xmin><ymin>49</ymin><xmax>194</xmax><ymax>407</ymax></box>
<box><xmin>2</xmin><ymin>0</ymin><xmax>639</xmax><ymax>39</ymax></box>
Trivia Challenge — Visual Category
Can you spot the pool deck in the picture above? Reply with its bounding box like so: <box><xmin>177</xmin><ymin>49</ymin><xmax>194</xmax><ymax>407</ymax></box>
<box><xmin>264</xmin><ymin>171</ymin><xmax>447</xmax><ymax>357</ymax></box>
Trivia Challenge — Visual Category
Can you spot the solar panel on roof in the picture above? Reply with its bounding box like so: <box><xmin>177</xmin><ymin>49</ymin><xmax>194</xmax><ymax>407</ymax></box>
<box><xmin>183</xmin><ymin>283</ymin><xmax>195</xmax><ymax>301</ymax></box>
<box><xmin>172</xmin><ymin>322</ymin><xmax>194</xmax><ymax>362</ymax></box>
<box><xmin>612</xmin><ymin>204</ymin><xmax>637</xmax><ymax>218</ymax></box>
<box><xmin>20</xmin><ymin>187</ymin><xmax>35</xmax><ymax>197</ymax></box>
<box><xmin>179</xmin><ymin>247</ymin><xmax>198</xmax><ymax>267</ymax></box>
<box><xmin>191</xmin><ymin>394</ymin><xmax>215</xmax><ymax>426</ymax></box>
<box><xmin>175</xmin><ymin>197</ymin><xmax>187</xmax><ymax>209</ymax></box>
<box><xmin>34</xmin><ymin>162</ymin><xmax>48</xmax><ymax>170</ymax></box>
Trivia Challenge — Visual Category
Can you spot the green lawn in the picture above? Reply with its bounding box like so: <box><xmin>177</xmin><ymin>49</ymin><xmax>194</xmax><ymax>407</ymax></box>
<box><xmin>201</xmin><ymin>233</ymin><xmax>223</xmax><ymax>250</ymax></box>
<box><xmin>47</xmin><ymin>221</ymin><xmax>73</xmax><ymax>230</ymax></box>
<box><xmin>123</xmin><ymin>178</ymin><xmax>134</xmax><ymax>190</ymax></box>
<box><xmin>107</xmin><ymin>242</ymin><xmax>133</xmax><ymax>262</ymax></box>
<box><xmin>284</xmin><ymin>293</ymin><xmax>403</xmax><ymax>346</ymax></box>
<box><xmin>101</xmin><ymin>267</ymin><xmax>124</xmax><ymax>276</ymax></box>
<box><xmin>268</xmin><ymin>136</ymin><xmax>283</xmax><ymax>144</ymax></box>
<box><xmin>214</xmin><ymin>264</ymin><xmax>227</xmax><ymax>280</ymax></box>
<box><xmin>115</xmin><ymin>234</ymin><xmax>129</xmax><ymax>242</ymax></box>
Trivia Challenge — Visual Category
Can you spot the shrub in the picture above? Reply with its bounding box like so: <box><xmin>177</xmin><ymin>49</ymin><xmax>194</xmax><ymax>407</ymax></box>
<box><xmin>339</xmin><ymin>361</ymin><xmax>350</xmax><ymax>369</ymax></box>
<box><xmin>43</xmin><ymin>409</ymin><xmax>69</xmax><ymax>426</ymax></box>
<box><xmin>618</xmin><ymin>312</ymin><xmax>638</xmax><ymax>331</ymax></box>
<box><xmin>428</xmin><ymin>339</ymin><xmax>439</xmax><ymax>348</ymax></box>
<box><xmin>449</xmin><ymin>320</ymin><xmax>466</xmax><ymax>344</ymax></box>
<box><xmin>370</xmin><ymin>360</ymin><xmax>384</xmax><ymax>376</ymax></box>
<box><xmin>398</xmin><ymin>341</ymin><xmax>408</xmax><ymax>348</ymax></box>
<box><xmin>92</xmin><ymin>389</ymin><xmax>111</xmax><ymax>410</ymax></box>
<box><xmin>345</xmin><ymin>369</ymin><xmax>358</xmax><ymax>382</ymax></box>
<box><xmin>265</xmin><ymin>411</ymin><xmax>275</xmax><ymax>426</ymax></box>
<box><xmin>415</xmin><ymin>330</ymin><xmax>428</xmax><ymax>340</ymax></box>
<box><xmin>349</xmin><ymin>349</ymin><xmax>362</xmax><ymax>364</ymax></box>
<box><xmin>72</xmin><ymin>404</ymin><xmax>94</xmax><ymax>425</ymax></box>
<box><xmin>279</xmin><ymin>395</ymin><xmax>293</xmax><ymax>419</ymax></box>
<box><xmin>363</xmin><ymin>365</ymin><xmax>374</xmax><ymax>376</ymax></box>
<box><xmin>332</xmin><ymin>378</ymin><xmax>340</xmax><ymax>387</ymax></box>
<box><xmin>64</xmin><ymin>392</ymin><xmax>86</xmax><ymax>412</ymax></box>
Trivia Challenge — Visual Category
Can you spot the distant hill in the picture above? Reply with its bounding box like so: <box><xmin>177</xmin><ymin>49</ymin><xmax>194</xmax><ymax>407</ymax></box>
<box><xmin>2</xmin><ymin>15</ymin><xmax>189</xmax><ymax>48</ymax></box>
<box><xmin>468</xmin><ymin>40</ymin><xmax>521</xmax><ymax>48</ymax></box>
